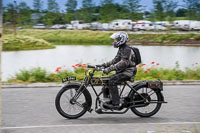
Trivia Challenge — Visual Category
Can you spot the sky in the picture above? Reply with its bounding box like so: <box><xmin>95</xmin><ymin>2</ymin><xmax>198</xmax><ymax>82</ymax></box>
<box><xmin>3</xmin><ymin>0</ymin><xmax>184</xmax><ymax>12</ymax></box>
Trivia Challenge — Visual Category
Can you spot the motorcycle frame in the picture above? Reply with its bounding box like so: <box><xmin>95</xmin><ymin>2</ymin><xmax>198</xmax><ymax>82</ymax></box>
<box><xmin>70</xmin><ymin>67</ymin><xmax>166</xmax><ymax>114</ymax></box>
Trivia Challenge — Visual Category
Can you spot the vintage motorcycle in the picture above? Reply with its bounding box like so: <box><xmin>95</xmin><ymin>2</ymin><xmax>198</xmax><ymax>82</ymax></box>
<box><xmin>55</xmin><ymin>65</ymin><xmax>167</xmax><ymax>119</ymax></box>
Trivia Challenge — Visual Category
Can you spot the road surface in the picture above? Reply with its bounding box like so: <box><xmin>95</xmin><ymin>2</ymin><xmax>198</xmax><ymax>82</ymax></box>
<box><xmin>2</xmin><ymin>85</ymin><xmax>200</xmax><ymax>133</ymax></box>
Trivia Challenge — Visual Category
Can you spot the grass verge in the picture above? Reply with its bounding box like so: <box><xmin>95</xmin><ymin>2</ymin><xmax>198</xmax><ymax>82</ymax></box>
<box><xmin>3</xmin><ymin>35</ymin><xmax>55</xmax><ymax>51</ymax></box>
<box><xmin>17</xmin><ymin>29</ymin><xmax>200</xmax><ymax>45</ymax></box>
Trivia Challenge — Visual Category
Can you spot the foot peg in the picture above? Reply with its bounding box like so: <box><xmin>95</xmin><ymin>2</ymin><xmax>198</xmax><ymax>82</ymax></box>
<box><xmin>88</xmin><ymin>108</ymin><xmax>93</xmax><ymax>113</ymax></box>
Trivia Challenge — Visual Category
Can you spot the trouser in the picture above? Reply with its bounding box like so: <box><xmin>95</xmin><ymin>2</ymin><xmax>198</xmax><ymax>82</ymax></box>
<box><xmin>108</xmin><ymin>73</ymin><xmax>130</xmax><ymax>105</ymax></box>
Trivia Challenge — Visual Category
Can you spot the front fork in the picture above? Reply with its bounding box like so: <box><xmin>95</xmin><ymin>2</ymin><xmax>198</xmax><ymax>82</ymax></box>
<box><xmin>71</xmin><ymin>83</ymin><xmax>86</xmax><ymax>102</ymax></box>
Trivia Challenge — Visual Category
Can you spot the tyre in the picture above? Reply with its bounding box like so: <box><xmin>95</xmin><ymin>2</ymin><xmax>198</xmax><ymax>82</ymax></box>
<box><xmin>55</xmin><ymin>85</ymin><xmax>91</xmax><ymax>119</ymax></box>
<box><xmin>130</xmin><ymin>85</ymin><xmax>162</xmax><ymax>117</ymax></box>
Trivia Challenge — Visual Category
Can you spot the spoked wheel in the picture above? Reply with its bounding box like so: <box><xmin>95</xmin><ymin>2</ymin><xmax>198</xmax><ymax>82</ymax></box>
<box><xmin>55</xmin><ymin>85</ymin><xmax>90</xmax><ymax>119</ymax></box>
<box><xmin>130</xmin><ymin>86</ymin><xmax>162</xmax><ymax>117</ymax></box>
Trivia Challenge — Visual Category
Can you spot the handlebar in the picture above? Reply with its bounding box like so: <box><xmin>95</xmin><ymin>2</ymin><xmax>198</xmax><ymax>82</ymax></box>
<box><xmin>87</xmin><ymin>65</ymin><xmax>105</xmax><ymax>71</ymax></box>
<box><xmin>87</xmin><ymin>65</ymin><xmax>96</xmax><ymax>68</ymax></box>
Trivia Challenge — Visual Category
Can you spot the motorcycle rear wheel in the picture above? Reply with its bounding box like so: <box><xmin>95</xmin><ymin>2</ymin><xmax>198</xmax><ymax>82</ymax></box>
<box><xmin>130</xmin><ymin>86</ymin><xmax>162</xmax><ymax>117</ymax></box>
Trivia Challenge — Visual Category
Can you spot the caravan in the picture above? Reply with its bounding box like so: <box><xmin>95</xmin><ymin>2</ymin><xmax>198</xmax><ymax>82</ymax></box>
<box><xmin>90</xmin><ymin>22</ymin><xmax>103</xmax><ymax>30</ymax></box>
<box><xmin>109</xmin><ymin>19</ymin><xmax>135</xmax><ymax>30</ymax></box>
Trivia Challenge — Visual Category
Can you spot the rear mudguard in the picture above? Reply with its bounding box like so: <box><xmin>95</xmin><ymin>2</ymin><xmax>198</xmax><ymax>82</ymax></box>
<box><xmin>128</xmin><ymin>81</ymin><xmax>165</xmax><ymax>102</ymax></box>
<box><xmin>62</xmin><ymin>82</ymin><xmax>92</xmax><ymax>112</ymax></box>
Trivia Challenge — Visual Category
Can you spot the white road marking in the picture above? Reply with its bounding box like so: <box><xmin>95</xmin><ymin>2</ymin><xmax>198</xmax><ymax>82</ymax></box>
<box><xmin>147</xmin><ymin>131</ymin><xmax>156</xmax><ymax>133</ymax></box>
<box><xmin>2</xmin><ymin>122</ymin><xmax>200</xmax><ymax>130</ymax></box>
<box><xmin>181</xmin><ymin>131</ymin><xmax>192</xmax><ymax>133</ymax></box>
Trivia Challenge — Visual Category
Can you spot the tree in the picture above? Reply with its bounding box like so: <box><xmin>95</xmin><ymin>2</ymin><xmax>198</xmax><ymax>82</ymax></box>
<box><xmin>47</xmin><ymin>0</ymin><xmax>59</xmax><ymax>13</ymax></box>
<box><xmin>3</xmin><ymin>3</ymin><xmax>17</xmax><ymax>35</ymax></box>
<box><xmin>183</xmin><ymin>0</ymin><xmax>200</xmax><ymax>20</ymax></box>
<box><xmin>82</xmin><ymin>0</ymin><xmax>94</xmax><ymax>8</ymax></box>
<box><xmin>153</xmin><ymin>0</ymin><xmax>166</xmax><ymax>21</ymax></box>
<box><xmin>3</xmin><ymin>3</ymin><xmax>15</xmax><ymax>23</ymax></box>
<box><xmin>33</xmin><ymin>0</ymin><xmax>43</xmax><ymax>12</ymax></box>
<box><xmin>81</xmin><ymin>0</ymin><xmax>94</xmax><ymax>22</ymax></box>
<box><xmin>100</xmin><ymin>0</ymin><xmax>118</xmax><ymax>22</ymax></box>
<box><xmin>176</xmin><ymin>8</ymin><xmax>187</xmax><ymax>17</ymax></box>
<box><xmin>40</xmin><ymin>12</ymin><xmax>65</xmax><ymax>25</ymax></box>
<box><xmin>65</xmin><ymin>0</ymin><xmax>77</xmax><ymax>13</ymax></box>
<box><xmin>165</xmin><ymin>0</ymin><xmax>178</xmax><ymax>22</ymax></box>
<box><xmin>123</xmin><ymin>0</ymin><xmax>142</xmax><ymax>21</ymax></box>
<box><xmin>18</xmin><ymin>2</ymin><xmax>31</xmax><ymax>25</ymax></box>
<box><xmin>100</xmin><ymin>0</ymin><xmax>114</xmax><ymax>5</ymax></box>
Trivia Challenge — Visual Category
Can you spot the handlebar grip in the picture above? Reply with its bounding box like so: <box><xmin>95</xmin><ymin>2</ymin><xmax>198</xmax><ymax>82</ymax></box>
<box><xmin>96</xmin><ymin>65</ymin><xmax>102</xmax><ymax>67</ymax></box>
<box><xmin>87</xmin><ymin>65</ymin><xmax>96</xmax><ymax>68</ymax></box>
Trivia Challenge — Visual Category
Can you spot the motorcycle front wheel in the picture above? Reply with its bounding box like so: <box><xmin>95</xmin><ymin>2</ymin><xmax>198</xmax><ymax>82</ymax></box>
<box><xmin>55</xmin><ymin>85</ymin><xmax>91</xmax><ymax>119</ymax></box>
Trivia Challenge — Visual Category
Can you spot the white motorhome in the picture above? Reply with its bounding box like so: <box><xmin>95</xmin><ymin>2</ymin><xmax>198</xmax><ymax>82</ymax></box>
<box><xmin>71</xmin><ymin>20</ymin><xmax>84</xmax><ymax>30</ymax></box>
<box><xmin>65</xmin><ymin>24</ymin><xmax>73</xmax><ymax>30</ymax></box>
<box><xmin>109</xmin><ymin>19</ymin><xmax>134</xmax><ymax>30</ymax></box>
<box><xmin>137</xmin><ymin>20</ymin><xmax>152</xmax><ymax>24</ymax></box>
<box><xmin>51</xmin><ymin>24</ymin><xmax>66</xmax><ymax>29</ymax></box>
<box><xmin>90</xmin><ymin>22</ymin><xmax>103</xmax><ymax>30</ymax></box>
<box><xmin>133</xmin><ymin>23</ymin><xmax>167</xmax><ymax>31</ymax></box>
<box><xmin>173</xmin><ymin>20</ymin><xmax>200</xmax><ymax>31</ymax></box>
<box><xmin>71</xmin><ymin>20</ymin><xmax>83</xmax><ymax>25</ymax></box>
<box><xmin>155</xmin><ymin>21</ymin><xmax>170</xmax><ymax>26</ymax></box>
<box><xmin>189</xmin><ymin>21</ymin><xmax>200</xmax><ymax>30</ymax></box>
<box><xmin>74</xmin><ymin>23</ymin><xmax>91</xmax><ymax>30</ymax></box>
<box><xmin>173</xmin><ymin>20</ymin><xmax>198</xmax><ymax>30</ymax></box>
<box><xmin>102</xmin><ymin>23</ymin><xmax>109</xmax><ymax>30</ymax></box>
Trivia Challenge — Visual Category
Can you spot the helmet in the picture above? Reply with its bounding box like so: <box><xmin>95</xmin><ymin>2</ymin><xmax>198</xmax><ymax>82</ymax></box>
<box><xmin>110</xmin><ymin>31</ymin><xmax>129</xmax><ymax>48</ymax></box>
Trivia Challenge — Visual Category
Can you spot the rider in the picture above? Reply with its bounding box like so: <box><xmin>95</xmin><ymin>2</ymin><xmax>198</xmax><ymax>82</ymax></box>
<box><xmin>101</xmin><ymin>31</ymin><xmax>137</xmax><ymax>109</ymax></box>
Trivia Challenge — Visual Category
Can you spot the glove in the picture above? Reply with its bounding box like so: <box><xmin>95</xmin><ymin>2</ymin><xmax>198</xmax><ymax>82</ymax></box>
<box><xmin>103</xmin><ymin>68</ymin><xmax>111</xmax><ymax>75</ymax></box>
<box><xmin>101</xmin><ymin>63</ymin><xmax>107</xmax><ymax>68</ymax></box>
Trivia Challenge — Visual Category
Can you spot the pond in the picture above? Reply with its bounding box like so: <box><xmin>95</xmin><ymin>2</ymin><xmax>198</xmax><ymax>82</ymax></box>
<box><xmin>2</xmin><ymin>45</ymin><xmax>200</xmax><ymax>81</ymax></box>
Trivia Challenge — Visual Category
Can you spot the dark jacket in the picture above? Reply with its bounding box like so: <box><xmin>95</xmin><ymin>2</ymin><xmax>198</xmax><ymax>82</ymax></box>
<box><xmin>105</xmin><ymin>44</ymin><xmax>137</xmax><ymax>77</ymax></box>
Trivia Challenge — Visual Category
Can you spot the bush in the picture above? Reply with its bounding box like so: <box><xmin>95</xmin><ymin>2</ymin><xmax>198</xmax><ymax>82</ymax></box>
<box><xmin>6</xmin><ymin>62</ymin><xmax>200</xmax><ymax>83</ymax></box>
<box><xmin>9</xmin><ymin>68</ymin><xmax>52</xmax><ymax>83</ymax></box>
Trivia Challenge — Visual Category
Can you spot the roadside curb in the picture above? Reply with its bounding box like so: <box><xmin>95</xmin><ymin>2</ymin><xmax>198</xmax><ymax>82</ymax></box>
<box><xmin>2</xmin><ymin>80</ymin><xmax>200</xmax><ymax>88</ymax></box>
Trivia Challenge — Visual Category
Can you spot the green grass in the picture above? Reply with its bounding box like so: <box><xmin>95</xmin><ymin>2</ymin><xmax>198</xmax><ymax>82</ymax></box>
<box><xmin>3</xmin><ymin>29</ymin><xmax>200</xmax><ymax>51</ymax></box>
<box><xmin>16</xmin><ymin>29</ymin><xmax>200</xmax><ymax>45</ymax></box>
<box><xmin>17</xmin><ymin>29</ymin><xmax>113</xmax><ymax>45</ymax></box>
<box><xmin>3</xmin><ymin>35</ymin><xmax>55</xmax><ymax>51</ymax></box>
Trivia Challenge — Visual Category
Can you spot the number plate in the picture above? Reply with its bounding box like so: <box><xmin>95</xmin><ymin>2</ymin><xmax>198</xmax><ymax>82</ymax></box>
<box><xmin>62</xmin><ymin>77</ymin><xmax>76</xmax><ymax>83</ymax></box>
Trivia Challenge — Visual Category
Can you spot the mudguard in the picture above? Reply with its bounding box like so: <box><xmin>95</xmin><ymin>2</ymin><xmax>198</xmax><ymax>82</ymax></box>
<box><xmin>62</xmin><ymin>82</ymin><xmax>92</xmax><ymax>112</ymax></box>
<box><xmin>128</xmin><ymin>81</ymin><xmax>165</xmax><ymax>102</ymax></box>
